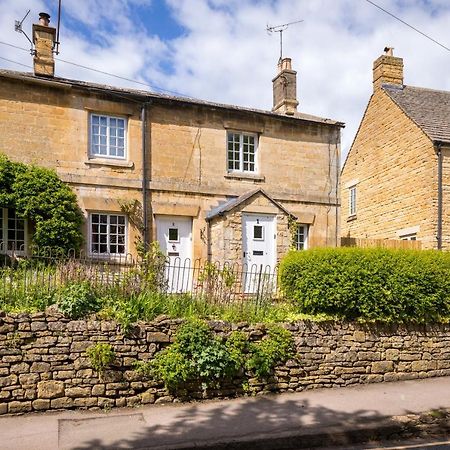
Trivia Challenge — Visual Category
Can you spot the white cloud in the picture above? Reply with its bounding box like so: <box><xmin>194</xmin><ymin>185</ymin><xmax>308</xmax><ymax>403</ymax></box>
<box><xmin>1</xmin><ymin>0</ymin><xmax>450</xmax><ymax>160</ymax></box>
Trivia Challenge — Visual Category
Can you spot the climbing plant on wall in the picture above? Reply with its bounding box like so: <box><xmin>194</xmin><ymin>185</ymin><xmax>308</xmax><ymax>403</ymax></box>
<box><xmin>288</xmin><ymin>215</ymin><xmax>300</xmax><ymax>250</ymax></box>
<box><xmin>0</xmin><ymin>155</ymin><xmax>83</xmax><ymax>253</ymax></box>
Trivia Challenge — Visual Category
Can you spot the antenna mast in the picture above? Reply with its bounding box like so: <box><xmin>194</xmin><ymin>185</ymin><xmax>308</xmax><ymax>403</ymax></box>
<box><xmin>54</xmin><ymin>0</ymin><xmax>62</xmax><ymax>54</ymax></box>
<box><xmin>267</xmin><ymin>19</ymin><xmax>304</xmax><ymax>61</ymax></box>
<box><xmin>15</xmin><ymin>1</ymin><xmax>63</xmax><ymax>56</ymax></box>
<box><xmin>14</xmin><ymin>9</ymin><xmax>34</xmax><ymax>54</ymax></box>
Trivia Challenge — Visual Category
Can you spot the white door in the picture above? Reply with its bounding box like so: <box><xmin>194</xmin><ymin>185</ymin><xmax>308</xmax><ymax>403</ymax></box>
<box><xmin>156</xmin><ymin>216</ymin><xmax>193</xmax><ymax>292</ymax></box>
<box><xmin>242</xmin><ymin>214</ymin><xmax>276</xmax><ymax>293</ymax></box>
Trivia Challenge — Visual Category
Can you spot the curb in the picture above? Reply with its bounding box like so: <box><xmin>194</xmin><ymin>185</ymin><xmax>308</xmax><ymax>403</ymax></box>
<box><xmin>151</xmin><ymin>410</ymin><xmax>450</xmax><ymax>450</ymax></box>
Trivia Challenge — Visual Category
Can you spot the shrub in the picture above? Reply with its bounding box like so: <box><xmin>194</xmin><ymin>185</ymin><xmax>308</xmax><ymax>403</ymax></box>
<box><xmin>247</xmin><ymin>325</ymin><xmax>294</xmax><ymax>378</ymax></box>
<box><xmin>87</xmin><ymin>343</ymin><xmax>115</xmax><ymax>372</ymax></box>
<box><xmin>57</xmin><ymin>282</ymin><xmax>100</xmax><ymax>319</ymax></box>
<box><xmin>137</xmin><ymin>320</ymin><xmax>240</xmax><ymax>391</ymax></box>
<box><xmin>136</xmin><ymin>320</ymin><xmax>296</xmax><ymax>392</ymax></box>
<box><xmin>279</xmin><ymin>248</ymin><xmax>450</xmax><ymax>322</ymax></box>
<box><xmin>0</xmin><ymin>154</ymin><xmax>83</xmax><ymax>253</ymax></box>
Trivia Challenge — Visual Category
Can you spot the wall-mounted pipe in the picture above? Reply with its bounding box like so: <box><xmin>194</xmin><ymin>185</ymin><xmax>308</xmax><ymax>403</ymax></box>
<box><xmin>436</xmin><ymin>141</ymin><xmax>443</xmax><ymax>250</ymax></box>
<box><xmin>141</xmin><ymin>103</ymin><xmax>149</xmax><ymax>249</ymax></box>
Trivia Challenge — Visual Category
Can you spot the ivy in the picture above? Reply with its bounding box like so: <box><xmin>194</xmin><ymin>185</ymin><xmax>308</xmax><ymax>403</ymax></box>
<box><xmin>0</xmin><ymin>155</ymin><xmax>83</xmax><ymax>253</ymax></box>
<box><xmin>288</xmin><ymin>215</ymin><xmax>300</xmax><ymax>250</ymax></box>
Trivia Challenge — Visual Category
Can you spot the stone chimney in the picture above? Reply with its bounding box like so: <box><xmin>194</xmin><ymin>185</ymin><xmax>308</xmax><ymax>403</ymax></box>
<box><xmin>373</xmin><ymin>47</ymin><xmax>403</xmax><ymax>92</ymax></box>
<box><xmin>272</xmin><ymin>58</ymin><xmax>299</xmax><ymax>115</ymax></box>
<box><xmin>32</xmin><ymin>13</ymin><xmax>56</xmax><ymax>77</ymax></box>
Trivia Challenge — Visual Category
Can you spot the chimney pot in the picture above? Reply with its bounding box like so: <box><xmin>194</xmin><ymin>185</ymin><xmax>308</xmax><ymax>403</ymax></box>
<box><xmin>384</xmin><ymin>46</ymin><xmax>394</xmax><ymax>56</ymax></box>
<box><xmin>39</xmin><ymin>12</ymin><xmax>51</xmax><ymax>27</ymax></box>
<box><xmin>278</xmin><ymin>57</ymin><xmax>292</xmax><ymax>72</ymax></box>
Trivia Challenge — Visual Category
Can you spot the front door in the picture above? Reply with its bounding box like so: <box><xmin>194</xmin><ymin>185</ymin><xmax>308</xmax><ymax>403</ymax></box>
<box><xmin>242</xmin><ymin>214</ymin><xmax>276</xmax><ymax>293</ymax></box>
<box><xmin>155</xmin><ymin>216</ymin><xmax>193</xmax><ymax>292</ymax></box>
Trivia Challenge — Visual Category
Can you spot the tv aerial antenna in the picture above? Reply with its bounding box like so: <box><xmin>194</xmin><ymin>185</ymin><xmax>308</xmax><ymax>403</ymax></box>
<box><xmin>14</xmin><ymin>0</ymin><xmax>63</xmax><ymax>55</ymax></box>
<box><xmin>14</xmin><ymin>9</ymin><xmax>34</xmax><ymax>54</ymax></box>
<box><xmin>54</xmin><ymin>0</ymin><xmax>62</xmax><ymax>55</ymax></box>
<box><xmin>267</xmin><ymin>19</ymin><xmax>304</xmax><ymax>62</ymax></box>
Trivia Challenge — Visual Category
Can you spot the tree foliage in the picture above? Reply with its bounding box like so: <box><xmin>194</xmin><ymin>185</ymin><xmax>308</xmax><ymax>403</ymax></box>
<box><xmin>0</xmin><ymin>155</ymin><xmax>83</xmax><ymax>252</ymax></box>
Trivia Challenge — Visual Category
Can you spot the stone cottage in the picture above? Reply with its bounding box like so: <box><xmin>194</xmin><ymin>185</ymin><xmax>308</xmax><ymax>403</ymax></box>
<box><xmin>0</xmin><ymin>13</ymin><xmax>343</xmax><ymax>268</ymax></box>
<box><xmin>342</xmin><ymin>48</ymin><xmax>450</xmax><ymax>249</ymax></box>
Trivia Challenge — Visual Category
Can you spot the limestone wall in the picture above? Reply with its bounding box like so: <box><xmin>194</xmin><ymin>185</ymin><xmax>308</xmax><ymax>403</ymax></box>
<box><xmin>1</xmin><ymin>312</ymin><xmax>449</xmax><ymax>415</ymax></box>
<box><xmin>341</xmin><ymin>89</ymin><xmax>437</xmax><ymax>248</ymax></box>
<box><xmin>209</xmin><ymin>191</ymin><xmax>291</xmax><ymax>264</ymax></box>
<box><xmin>0</xmin><ymin>75</ymin><xmax>340</xmax><ymax>259</ymax></box>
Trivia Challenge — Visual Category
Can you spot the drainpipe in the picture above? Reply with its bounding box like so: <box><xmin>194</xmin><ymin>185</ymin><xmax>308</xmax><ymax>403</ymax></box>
<box><xmin>335</xmin><ymin>130</ymin><xmax>340</xmax><ymax>247</ymax></box>
<box><xmin>141</xmin><ymin>103</ymin><xmax>149</xmax><ymax>249</ymax></box>
<box><xmin>436</xmin><ymin>141</ymin><xmax>443</xmax><ymax>250</ymax></box>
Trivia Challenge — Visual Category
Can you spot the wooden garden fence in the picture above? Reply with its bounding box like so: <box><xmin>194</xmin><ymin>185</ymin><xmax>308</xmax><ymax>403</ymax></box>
<box><xmin>341</xmin><ymin>237</ymin><xmax>422</xmax><ymax>250</ymax></box>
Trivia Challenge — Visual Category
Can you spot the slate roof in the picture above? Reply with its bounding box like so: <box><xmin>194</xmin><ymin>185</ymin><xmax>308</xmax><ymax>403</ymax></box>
<box><xmin>206</xmin><ymin>189</ymin><xmax>295</xmax><ymax>220</ymax></box>
<box><xmin>383</xmin><ymin>84</ymin><xmax>450</xmax><ymax>144</ymax></box>
<box><xmin>0</xmin><ymin>69</ymin><xmax>344</xmax><ymax>127</ymax></box>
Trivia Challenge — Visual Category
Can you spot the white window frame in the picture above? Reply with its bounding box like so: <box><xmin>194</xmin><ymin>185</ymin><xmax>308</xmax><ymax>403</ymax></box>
<box><xmin>226</xmin><ymin>131</ymin><xmax>258</xmax><ymax>174</ymax></box>
<box><xmin>0</xmin><ymin>208</ymin><xmax>27</xmax><ymax>256</ymax></box>
<box><xmin>168</xmin><ymin>227</ymin><xmax>180</xmax><ymax>243</ymax></box>
<box><xmin>349</xmin><ymin>186</ymin><xmax>357</xmax><ymax>217</ymax></box>
<box><xmin>89</xmin><ymin>212</ymin><xmax>128</xmax><ymax>257</ymax></box>
<box><xmin>400</xmin><ymin>233</ymin><xmax>417</xmax><ymax>241</ymax></box>
<box><xmin>296</xmin><ymin>224</ymin><xmax>309</xmax><ymax>250</ymax></box>
<box><xmin>89</xmin><ymin>113</ymin><xmax>127</xmax><ymax>160</ymax></box>
<box><xmin>253</xmin><ymin>224</ymin><xmax>265</xmax><ymax>241</ymax></box>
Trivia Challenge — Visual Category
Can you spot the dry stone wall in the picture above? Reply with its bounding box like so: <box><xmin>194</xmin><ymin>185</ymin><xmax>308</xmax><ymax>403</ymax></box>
<box><xmin>1</xmin><ymin>311</ymin><xmax>450</xmax><ymax>415</ymax></box>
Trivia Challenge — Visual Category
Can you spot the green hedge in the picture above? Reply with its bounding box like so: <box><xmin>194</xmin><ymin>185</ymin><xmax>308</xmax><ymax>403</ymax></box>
<box><xmin>279</xmin><ymin>248</ymin><xmax>450</xmax><ymax>322</ymax></box>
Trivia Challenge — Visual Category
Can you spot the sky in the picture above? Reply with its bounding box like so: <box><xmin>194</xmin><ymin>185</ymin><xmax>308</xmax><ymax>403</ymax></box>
<box><xmin>1</xmin><ymin>0</ymin><xmax>450</xmax><ymax>161</ymax></box>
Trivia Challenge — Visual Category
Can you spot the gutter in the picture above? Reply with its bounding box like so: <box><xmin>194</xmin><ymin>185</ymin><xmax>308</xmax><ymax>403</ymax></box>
<box><xmin>435</xmin><ymin>141</ymin><xmax>443</xmax><ymax>250</ymax></box>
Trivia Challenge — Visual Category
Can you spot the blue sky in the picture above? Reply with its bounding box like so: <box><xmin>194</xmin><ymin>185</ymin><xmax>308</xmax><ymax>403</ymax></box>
<box><xmin>1</xmin><ymin>0</ymin><xmax>450</xmax><ymax>157</ymax></box>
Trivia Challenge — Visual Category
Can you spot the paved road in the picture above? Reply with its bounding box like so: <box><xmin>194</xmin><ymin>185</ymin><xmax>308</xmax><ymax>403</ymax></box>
<box><xmin>323</xmin><ymin>439</ymin><xmax>450</xmax><ymax>449</ymax></box>
<box><xmin>1</xmin><ymin>377</ymin><xmax>450</xmax><ymax>449</ymax></box>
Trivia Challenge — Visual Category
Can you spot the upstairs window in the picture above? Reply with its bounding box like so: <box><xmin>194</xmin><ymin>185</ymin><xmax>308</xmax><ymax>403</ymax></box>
<box><xmin>0</xmin><ymin>208</ymin><xmax>27</xmax><ymax>255</ymax></box>
<box><xmin>227</xmin><ymin>131</ymin><xmax>257</xmax><ymax>173</ymax></box>
<box><xmin>90</xmin><ymin>114</ymin><xmax>126</xmax><ymax>159</ymax></box>
<box><xmin>349</xmin><ymin>186</ymin><xmax>357</xmax><ymax>216</ymax></box>
<box><xmin>295</xmin><ymin>224</ymin><xmax>309</xmax><ymax>250</ymax></box>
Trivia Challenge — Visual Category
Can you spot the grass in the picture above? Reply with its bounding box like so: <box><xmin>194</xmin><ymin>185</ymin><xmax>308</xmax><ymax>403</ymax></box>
<box><xmin>0</xmin><ymin>256</ymin><xmax>330</xmax><ymax>325</ymax></box>
<box><xmin>0</xmin><ymin>275</ymin><xmax>337</xmax><ymax>326</ymax></box>
<box><xmin>0</xmin><ymin>266</ymin><xmax>297</xmax><ymax>325</ymax></box>
<box><xmin>98</xmin><ymin>291</ymin><xmax>312</xmax><ymax>326</ymax></box>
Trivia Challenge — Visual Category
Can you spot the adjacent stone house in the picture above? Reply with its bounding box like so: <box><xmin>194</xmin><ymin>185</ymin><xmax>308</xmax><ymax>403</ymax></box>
<box><xmin>341</xmin><ymin>48</ymin><xmax>450</xmax><ymax>249</ymax></box>
<box><xmin>0</xmin><ymin>13</ymin><xmax>343</xmax><ymax>267</ymax></box>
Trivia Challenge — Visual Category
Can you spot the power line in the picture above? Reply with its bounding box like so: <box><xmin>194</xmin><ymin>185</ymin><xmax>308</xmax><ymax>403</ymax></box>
<box><xmin>54</xmin><ymin>55</ymin><xmax>193</xmax><ymax>98</ymax></box>
<box><xmin>0</xmin><ymin>55</ymin><xmax>31</xmax><ymax>69</ymax></box>
<box><xmin>0</xmin><ymin>41</ymin><xmax>30</xmax><ymax>53</ymax></box>
<box><xmin>0</xmin><ymin>40</ymin><xmax>194</xmax><ymax>98</ymax></box>
<box><xmin>364</xmin><ymin>0</ymin><xmax>450</xmax><ymax>53</ymax></box>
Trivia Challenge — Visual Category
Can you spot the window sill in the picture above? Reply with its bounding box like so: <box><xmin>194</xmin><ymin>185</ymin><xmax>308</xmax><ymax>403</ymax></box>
<box><xmin>88</xmin><ymin>254</ymin><xmax>133</xmax><ymax>265</ymax></box>
<box><xmin>347</xmin><ymin>214</ymin><xmax>357</xmax><ymax>222</ymax></box>
<box><xmin>224</xmin><ymin>172</ymin><xmax>265</xmax><ymax>182</ymax></box>
<box><xmin>85</xmin><ymin>159</ymin><xmax>134</xmax><ymax>168</ymax></box>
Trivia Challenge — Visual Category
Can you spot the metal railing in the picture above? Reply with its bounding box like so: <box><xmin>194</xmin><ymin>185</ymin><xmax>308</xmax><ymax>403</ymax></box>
<box><xmin>0</xmin><ymin>244</ymin><xmax>278</xmax><ymax>305</ymax></box>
